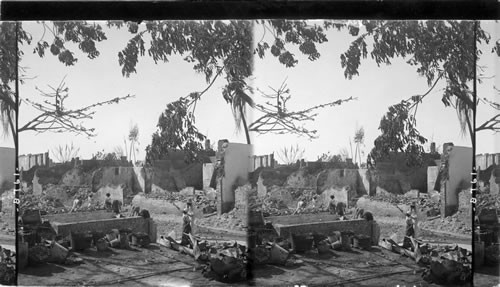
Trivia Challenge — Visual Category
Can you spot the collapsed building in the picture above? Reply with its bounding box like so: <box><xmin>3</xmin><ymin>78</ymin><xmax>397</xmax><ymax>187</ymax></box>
<box><xmin>17</xmin><ymin>139</ymin><xmax>258</xmax><ymax>285</ymax></box>
<box><xmin>244</xmin><ymin>142</ymin><xmax>475</xmax><ymax>285</ymax></box>
<box><xmin>474</xmin><ymin>152</ymin><xmax>500</xmax><ymax>271</ymax></box>
<box><xmin>0</xmin><ymin>147</ymin><xmax>15</xmax><ymax>285</ymax></box>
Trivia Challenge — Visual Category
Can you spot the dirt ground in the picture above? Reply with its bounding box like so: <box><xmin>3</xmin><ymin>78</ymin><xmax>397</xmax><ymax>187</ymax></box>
<box><xmin>376</xmin><ymin>216</ymin><xmax>471</xmax><ymax>246</ymax></box>
<box><xmin>18</xmin><ymin>206</ymin><xmax>248</xmax><ymax>287</ymax></box>
<box><xmin>18</xmin><ymin>243</ymin><xmax>238</xmax><ymax>287</ymax></box>
<box><xmin>252</xmin><ymin>246</ymin><xmax>445</xmax><ymax>287</ymax></box>
<box><xmin>153</xmin><ymin>210</ymin><xmax>246</xmax><ymax>243</ymax></box>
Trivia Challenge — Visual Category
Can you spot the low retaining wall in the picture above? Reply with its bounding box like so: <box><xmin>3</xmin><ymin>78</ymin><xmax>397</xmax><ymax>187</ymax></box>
<box><xmin>44</xmin><ymin>210</ymin><xmax>113</xmax><ymax>224</ymax></box>
<box><xmin>268</xmin><ymin>215</ymin><xmax>372</xmax><ymax>239</ymax></box>
<box><xmin>266</xmin><ymin>213</ymin><xmax>340</xmax><ymax>226</ymax></box>
<box><xmin>49</xmin><ymin>216</ymin><xmax>157</xmax><ymax>243</ymax></box>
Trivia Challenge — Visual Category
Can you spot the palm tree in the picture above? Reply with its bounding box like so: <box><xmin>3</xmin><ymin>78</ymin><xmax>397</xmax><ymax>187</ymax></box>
<box><xmin>354</xmin><ymin>126</ymin><xmax>365</xmax><ymax>166</ymax></box>
<box><xmin>0</xmin><ymin>22</ymin><xmax>20</xmax><ymax>148</ymax></box>
<box><xmin>229</xmin><ymin>85</ymin><xmax>254</xmax><ymax>145</ymax></box>
<box><xmin>0</xmin><ymin>94</ymin><xmax>15</xmax><ymax>143</ymax></box>
<box><xmin>128</xmin><ymin>123</ymin><xmax>139</xmax><ymax>164</ymax></box>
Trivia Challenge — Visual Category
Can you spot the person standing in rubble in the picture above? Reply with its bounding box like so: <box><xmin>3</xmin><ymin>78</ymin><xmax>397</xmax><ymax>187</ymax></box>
<box><xmin>328</xmin><ymin>195</ymin><xmax>337</xmax><ymax>214</ymax></box>
<box><xmin>311</xmin><ymin>195</ymin><xmax>318</xmax><ymax>209</ymax></box>
<box><xmin>409</xmin><ymin>203</ymin><xmax>419</xmax><ymax>238</ymax></box>
<box><xmin>292</xmin><ymin>197</ymin><xmax>307</xmax><ymax>215</ymax></box>
<box><xmin>186</xmin><ymin>199</ymin><xmax>195</xmax><ymax>235</ymax></box>
<box><xmin>104</xmin><ymin>193</ymin><xmax>112</xmax><ymax>211</ymax></box>
<box><xmin>336</xmin><ymin>201</ymin><xmax>346</xmax><ymax>220</ymax></box>
<box><xmin>69</xmin><ymin>196</ymin><xmax>82</xmax><ymax>213</ymax></box>
<box><xmin>181</xmin><ymin>208</ymin><xmax>192</xmax><ymax>246</ymax></box>
<box><xmin>403</xmin><ymin>211</ymin><xmax>415</xmax><ymax>250</ymax></box>
<box><xmin>112</xmin><ymin>199</ymin><xmax>122</xmax><ymax>217</ymax></box>
<box><xmin>362</xmin><ymin>212</ymin><xmax>380</xmax><ymax>246</ymax></box>
<box><xmin>86</xmin><ymin>193</ymin><xmax>94</xmax><ymax>209</ymax></box>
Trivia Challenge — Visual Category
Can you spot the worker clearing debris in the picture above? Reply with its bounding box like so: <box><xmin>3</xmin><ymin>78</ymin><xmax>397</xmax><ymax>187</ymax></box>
<box><xmin>403</xmin><ymin>211</ymin><xmax>416</xmax><ymax>250</ymax></box>
<box><xmin>86</xmin><ymin>193</ymin><xmax>94</xmax><ymax>209</ymax></box>
<box><xmin>112</xmin><ymin>199</ymin><xmax>123</xmax><ymax>218</ymax></box>
<box><xmin>292</xmin><ymin>196</ymin><xmax>307</xmax><ymax>215</ymax></box>
<box><xmin>181</xmin><ymin>209</ymin><xmax>193</xmax><ymax>247</ymax></box>
<box><xmin>186</xmin><ymin>199</ymin><xmax>195</xmax><ymax>234</ymax></box>
<box><xmin>336</xmin><ymin>200</ymin><xmax>346</xmax><ymax>220</ymax></box>
<box><xmin>104</xmin><ymin>193</ymin><xmax>112</xmax><ymax>211</ymax></box>
<box><xmin>362</xmin><ymin>211</ymin><xmax>380</xmax><ymax>245</ymax></box>
<box><xmin>328</xmin><ymin>195</ymin><xmax>337</xmax><ymax>214</ymax></box>
<box><xmin>69</xmin><ymin>196</ymin><xmax>83</xmax><ymax>213</ymax></box>
<box><xmin>408</xmin><ymin>203</ymin><xmax>419</xmax><ymax>238</ymax></box>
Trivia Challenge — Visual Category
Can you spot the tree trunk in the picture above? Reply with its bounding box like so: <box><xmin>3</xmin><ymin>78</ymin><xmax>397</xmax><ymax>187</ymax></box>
<box><xmin>472</xmin><ymin>20</ymin><xmax>477</xmax><ymax>149</ymax></box>
<box><xmin>129</xmin><ymin>141</ymin><xmax>134</xmax><ymax>164</ymax></box>
<box><xmin>354</xmin><ymin>144</ymin><xmax>358</xmax><ymax>166</ymax></box>
<box><xmin>240</xmin><ymin>105</ymin><xmax>251</xmax><ymax>145</ymax></box>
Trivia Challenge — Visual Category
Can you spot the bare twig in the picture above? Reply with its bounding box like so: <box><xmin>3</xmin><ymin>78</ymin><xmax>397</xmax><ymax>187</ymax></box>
<box><xmin>19</xmin><ymin>79</ymin><xmax>133</xmax><ymax>137</ymax></box>
<box><xmin>249</xmin><ymin>80</ymin><xmax>355</xmax><ymax>139</ymax></box>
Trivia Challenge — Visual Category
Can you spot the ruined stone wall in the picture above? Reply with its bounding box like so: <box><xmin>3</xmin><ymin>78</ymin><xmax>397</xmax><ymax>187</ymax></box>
<box><xmin>0</xmin><ymin>147</ymin><xmax>14</xmax><ymax>192</ymax></box>
<box><xmin>490</xmin><ymin>168</ymin><xmax>500</xmax><ymax>195</ymax></box>
<box><xmin>150</xmin><ymin>163</ymin><xmax>203</xmax><ymax>192</ymax></box>
<box><xmin>372</xmin><ymin>153</ymin><xmax>438</xmax><ymax>194</ymax></box>
<box><xmin>476</xmin><ymin>153</ymin><xmax>500</xmax><ymax>170</ymax></box>
<box><xmin>427</xmin><ymin>166</ymin><xmax>440</xmax><ymax>193</ymax></box>
<box><xmin>18</xmin><ymin>152</ymin><xmax>49</xmax><ymax>171</ymax></box>
<box><xmin>61</xmin><ymin>168</ymin><xmax>91</xmax><ymax>186</ymax></box>
<box><xmin>91</xmin><ymin>166</ymin><xmax>145</xmax><ymax>204</ymax></box>
<box><xmin>202</xmin><ymin>163</ymin><xmax>214</xmax><ymax>190</ymax></box>
<box><xmin>286</xmin><ymin>169</ymin><xmax>317</xmax><ymax>188</ymax></box>
<box><xmin>252</xmin><ymin>154</ymin><xmax>275</xmax><ymax>171</ymax></box>
<box><xmin>316</xmin><ymin>169</ymin><xmax>363</xmax><ymax>193</ymax></box>
<box><xmin>220</xmin><ymin>143</ymin><xmax>252</xmax><ymax>213</ymax></box>
<box><xmin>441</xmin><ymin>146</ymin><xmax>472</xmax><ymax>216</ymax></box>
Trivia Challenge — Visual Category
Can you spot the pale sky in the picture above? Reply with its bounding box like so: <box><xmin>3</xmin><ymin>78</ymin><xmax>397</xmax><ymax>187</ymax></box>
<box><xmin>1</xmin><ymin>20</ymin><xmax>499</xmax><ymax>163</ymax></box>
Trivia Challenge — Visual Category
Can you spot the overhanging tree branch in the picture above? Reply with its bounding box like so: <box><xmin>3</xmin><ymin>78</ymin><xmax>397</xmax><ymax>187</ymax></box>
<box><xmin>249</xmin><ymin>80</ymin><xmax>355</xmax><ymax>139</ymax></box>
<box><xmin>19</xmin><ymin>78</ymin><xmax>134</xmax><ymax>136</ymax></box>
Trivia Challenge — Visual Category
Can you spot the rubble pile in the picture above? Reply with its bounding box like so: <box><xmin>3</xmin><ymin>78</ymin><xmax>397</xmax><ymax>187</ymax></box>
<box><xmin>476</xmin><ymin>193</ymin><xmax>500</xmax><ymax>211</ymax></box>
<box><xmin>0</xmin><ymin>216</ymin><xmax>15</xmax><ymax>236</ymax></box>
<box><xmin>159</xmin><ymin>233</ymin><xmax>248</xmax><ymax>283</ymax></box>
<box><xmin>20</xmin><ymin>187</ymin><xmax>68</xmax><ymax>214</ymax></box>
<box><xmin>381</xmin><ymin>237</ymin><xmax>472</xmax><ymax>285</ymax></box>
<box><xmin>0</xmin><ymin>247</ymin><xmax>15</xmax><ymax>285</ymax></box>
<box><xmin>371</xmin><ymin>193</ymin><xmax>440</xmax><ymax>216</ymax></box>
<box><xmin>420</xmin><ymin>210</ymin><xmax>472</xmax><ymax>234</ymax></box>
<box><xmin>419</xmin><ymin>244</ymin><xmax>472</xmax><ymax>285</ymax></box>
<box><xmin>146</xmin><ymin>189</ymin><xmax>217</xmax><ymax>214</ymax></box>
<box><xmin>249</xmin><ymin>187</ymin><xmax>325</xmax><ymax>216</ymax></box>
<box><xmin>198</xmin><ymin>205</ymin><xmax>247</xmax><ymax>231</ymax></box>
<box><xmin>19</xmin><ymin>185</ymin><xmax>104</xmax><ymax>214</ymax></box>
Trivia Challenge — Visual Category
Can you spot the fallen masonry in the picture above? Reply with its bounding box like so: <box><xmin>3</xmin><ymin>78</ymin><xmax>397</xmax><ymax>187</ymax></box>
<box><xmin>0</xmin><ymin>246</ymin><xmax>15</xmax><ymax>285</ymax></box>
<box><xmin>17</xmin><ymin>206</ymin><xmax>252</xmax><ymax>285</ymax></box>
<box><xmin>244</xmin><ymin>210</ymin><xmax>474</xmax><ymax>286</ymax></box>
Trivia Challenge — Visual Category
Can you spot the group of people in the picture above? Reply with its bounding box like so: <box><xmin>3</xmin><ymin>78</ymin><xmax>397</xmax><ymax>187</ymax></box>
<box><xmin>69</xmin><ymin>192</ymin><xmax>140</xmax><ymax>219</ymax></box>
<box><xmin>328</xmin><ymin>195</ymin><xmax>347</xmax><ymax>219</ymax></box>
<box><xmin>69</xmin><ymin>192</ymin><xmax>95</xmax><ymax>213</ymax></box>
